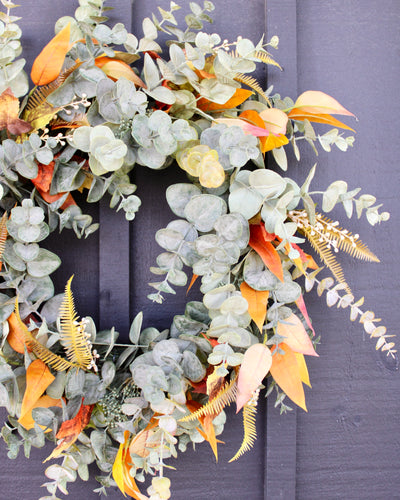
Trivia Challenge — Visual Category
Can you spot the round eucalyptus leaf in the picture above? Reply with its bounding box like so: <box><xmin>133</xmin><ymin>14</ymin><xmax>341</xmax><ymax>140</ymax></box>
<box><xmin>20</xmin><ymin>276</ymin><xmax>54</xmax><ymax>302</ymax></box>
<box><xmin>166</xmin><ymin>183</ymin><xmax>201</xmax><ymax>217</ymax></box>
<box><xmin>249</xmin><ymin>170</ymin><xmax>287</xmax><ymax>199</ymax></box>
<box><xmin>167</xmin><ymin>220</ymin><xmax>198</xmax><ymax>242</ymax></box>
<box><xmin>26</xmin><ymin>249</ymin><xmax>61</xmax><ymax>278</ymax></box>
<box><xmin>0</xmin><ymin>294</ymin><xmax>14</xmax><ymax>322</ymax></box>
<box><xmin>181</xmin><ymin>350</ymin><xmax>206</xmax><ymax>382</ymax></box>
<box><xmin>167</xmin><ymin>268</ymin><xmax>187</xmax><ymax>286</ymax></box>
<box><xmin>138</xmin><ymin>146</ymin><xmax>166</xmax><ymax>169</ymax></box>
<box><xmin>214</xmin><ymin>213</ymin><xmax>247</xmax><ymax>242</ymax></box>
<box><xmin>243</xmin><ymin>252</ymin><xmax>279</xmax><ymax>291</ymax></box>
<box><xmin>184</xmin><ymin>194</ymin><xmax>227</xmax><ymax>232</ymax></box>
<box><xmin>3</xmin><ymin>239</ymin><xmax>26</xmax><ymax>271</ymax></box>
<box><xmin>40</xmin><ymin>293</ymin><xmax>63</xmax><ymax>324</ymax></box>
<box><xmin>152</xmin><ymin>339</ymin><xmax>182</xmax><ymax>366</ymax></box>
<box><xmin>220</xmin><ymin>295</ymin><xmax>248</xmax><ymax>315</ymax></box>
<box><xmin>275</xmin><ymin>280</ymin><xmax>302</xmax><ymax>304</ymax></box>
<box><xmin>10</xmin><ymin>206</ymin><xmax>28</xmax><ymax>224</ymax></box>
<box><xmin>173</xmin><ymin>315</ymin><xmax>204</xmax><ymax>336</ymax></box>
<box><xmin>28</xmin><ymin>207</ymin><xmax>45</xmax><ymax>225</ymax></box>
<box><xmin>228</xmin><ymin>186</ymin><xmax>263</xmax><ymax>220</ymax></box>
<box><xmin>17</xmin><ymin>223</ymin><xmax>41</xmax><ymax>243</ymax></box>
<box><xmin>155</xmin><ymin>228</ymin><xmax>184</xmax><ymax>252</ymax></box>
<box><xmin>218</xmin><ymin>327</ymin><xmax>252</xmax><ymax>348</ymax></box>
<box><xmin>71</xmin><ymin>126</ymin><xmax>92</xmax><ymax>152</ymax></box>
<box><xmin>46</xmin><ymin>370</ymin><xmax>67</xmax><ymax>399</ymax></box>
<box><xmin>203</xmin><ymin>284</ymin><xmax>236</xmax><ymax>310</ymax></box>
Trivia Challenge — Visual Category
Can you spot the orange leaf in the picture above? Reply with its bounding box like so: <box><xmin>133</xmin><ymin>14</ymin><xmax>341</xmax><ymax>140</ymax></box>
<box><xmin>294</xmin><ymin>352</ymin><xmax>311</xmax><ymax>388</ymax></box>
<box><xmin>259</xmin><ymin>108</ymin><xmax>289</xmax><ymax>135</ymax></box>
<box><xmin>0</xmin><ymin>88</ymin><xmax>31</xmax><ymax>135</ymax></box>
<box><xmin>31</xmin><ymin>23</ymin><xmax>72</xmax><ymax>86</ymax></box>
<box><xmin>290</xmin><ymin>90</ymin><xmax>355</xmax><ymax>117</ymax></box>
<box><xmin>262</xmin><ymin>133</ymin><xmax>289</xmax><ymax>153</ymax></box>
<box><xmin>287</xmin><ymin>109</ymin><xmax>355</xmax><ymax>131</ymax></box>
<box><xmin>45</xmin><ymin>401</ymin><xmax>94</xmax><ymax>461</ymax></box>
<box><xmin>197</xmin><ymin>88</ymin><xmax>253</xmax><ymax>112</ymax></box>
<box><xmin>239</xmin><ymin>109</ymin><xmax>268</xmax><ymax>151</ymax></box>
<box><xmin>19</xmin><ymin>359</ymin><xmax>55</xmax><ymax>421</ymax></box>
<box><xmin>236</xmin><ymin>343</ymin><xmax>272</xmax><ymax>412</ymax></box>
<box><xmin>32</xmin><ymin>161</ymin><xmax>55</xmax><ymax>193</ymax></box>
<box><xmin>7</xmin><ymin>311</ymin><xmax>29</xmax><ymax>353</ymax></box>
<box><xmin>186</xmin><ymin>400</ymin><xmax>222</xmax><ymax>461</ymax></box>
<box><xmin>240</xmin><ymin>281</ymin><xmax>269</xmax><ymax>332</ymax></box>
<box><xmin>186</xmin><ymin>273</ymin><xmax>199</xmax><ymax>294</ymax></box>
<box><xmin>295</xmin><ymin>294</ymin><xmax>316</xmax><ymax>337</ymax></box>
<box><xmin>95</xmin><ymin>57</ymin><xmax>146</xmax><ymax>87</ymax></box>
<box><xmin>277</xmin><ymin>313</ymin><xmax>318</xmax><ymax>356</ymax></box>
<box><xmin>270</xmin><ymin>343</ymin><xmax>307</xmax><ymax>411</ymax></box>
<box><xmin>249</xmin><ymin>224</ymin><xmax>284</xmax><ymax>282</ymax></box>
<box><xmin>129</xmin><ymin>420</ymin><xmax>159</xmax><ymax>458</ymax></box>
<box><xmin>18</xmin><ymin>395</ymin><xmax>63</xmax><ymax>431</ymax></box>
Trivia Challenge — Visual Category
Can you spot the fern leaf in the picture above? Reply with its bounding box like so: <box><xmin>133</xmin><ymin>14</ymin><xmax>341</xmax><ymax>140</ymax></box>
<box><xmin>234</xmin><ymin>73</ymin><xmax>271</xmax><ymax>105</ymax></box>
<box><xmin>0</xmin><ymin>212</ymin><xmax>8</xmax><ymax>271</ymax></box>
<box><xmin>252</xmin><ymin>50</ymin><xmax>282</xmax><ymax>70</ymax></box>
<box><xmin>180</xmin><ymin>374</ymin><xmax>238</xmax><ymax>422</ymax></box>
<box><xmin>229</xmin><ymin>396</ymin><xmax>258</xmax><ymax>462</ymax></box>
<box><xmin>59</xmin><ymin>276</ymin><xmax>94</xmax><ymax>370</ymax></box>
<box><xmin>14</xmin><ymin>300</ymin><xmax>76</xmax><ymax>372</ymax></box>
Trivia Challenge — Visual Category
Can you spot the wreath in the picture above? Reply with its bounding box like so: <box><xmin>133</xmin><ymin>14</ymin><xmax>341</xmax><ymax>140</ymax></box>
<box><xmin>0</xmin><ymin>1</ymin><xmax>394</xmax><ymax>499</ymax></box>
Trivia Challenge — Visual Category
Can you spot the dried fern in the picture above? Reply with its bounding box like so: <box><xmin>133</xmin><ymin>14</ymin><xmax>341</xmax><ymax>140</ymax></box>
<box><xmin>229</xmin><ymin>392</ymin><xmax>259</xmax><ymax>462</ymax></box>
<box><xmin>0</xmin><ymin>212</ymin><xmax>8</xmax><ymax>271</ymax></box>
<box><xmin>290</xmin><ymin>210</ymin><xmax>380</xmax><ymax>295</ymax></box>
<box><xmin>14</xmin><ymin>300</ymin><xmax>76</xmax><ymax>372</ymax></box>
<box><xmin>234</xmin><ymin>74</ymin><xmax>271</xmax><ymax>106</ymax></box>
<box><xmin>180</xmin><ymin>374</ymin><xmax>238</xmax><ymax>422</ymax></box>
<box><xmin>59</xmin><ymin>276</ymin><xmax>94</xmax><ymax>370</ymax></box>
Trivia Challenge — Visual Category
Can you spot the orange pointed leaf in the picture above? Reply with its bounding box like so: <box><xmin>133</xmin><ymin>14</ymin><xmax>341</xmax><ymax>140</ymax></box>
<box><xmin>239</xmin><ymin>109</ymin><xmax>268</xmax><ymax>152</ymax></box>
<box><xmin>45</xmin><ymin>401</ymin><xmax>94</xmax><ymax>461</ymax></box>
<box><xmin>19</xmin><ymin>359</ymin><xmax>55</xmax><ymax>421</ymax></box>
<box><xmin>95</xmin><ymin>57</ymin><xmax>146</xmax><ymax>87</ymax></box>
<box><xmin>18</xmin><ymin>395</ymin><xmax>63</xmax><ymax>431</ymax></box>
<box><xmin>277</xmin><ymin>313</ymin><xmax>318</xmax><ymax>356</ymax></box>
<box><xmin>197</xmin><ymin>88</ymin><xmax>253</xmax><ymax>112</ymax></box>
<box><xmin>259</xmin><ymin>108</ymin><xmax>289</xmax><ymax>135</ymax></box>
<box><xmin>31</xmin><ymin>23</ymin><xmax>72</xmax><ymax>86</ymax></box>
<box><xmin>294</xmin><ymin>352</ymin><xmax>311</xmax><ymax>388</ymax></box>
<box><xmin>262</xmin><ymin>133</ymin><xmax>289</xmax><ymax>153</ymax></box>
<box><xmin>290</xmin><ymin>90</ymin><xmax>355</xmax><ymax>117</ymax></box>
<box><xmin>186</xmin><ymin>273</ymin><xmax>199</xmax><ymax>294</ymax></box>
<box><xmin>0</xmin><ymin>88</ymin><xmax>31</xmax><ymax>135</ymax></box>
<box><xmin>288</xmin><ymin>109</ymin><xmax>355</xmax><ymax>131</ymax></box>
<box><xmin>240</xmin><ymin>281</ymin><xmax>269</xmax><ymax>332</ymax></box>
<box><xmin>236</xmin><ymin>343</ymin><xmax>272</xmax><ymax>412</ymax></box>
<box><xmin>270</xmin><ymin>343</ymin><xmax>307</xmax><ymax>411</ymax></box>
<box><xmin>249</xmin><ymin>224</ymin><xmax>284</xmax><ymax>282</ymax></box>
<box><xmin>7</xmin><ymin>311</ymin><xmax>29</xmax><ymax>354</ymax></box>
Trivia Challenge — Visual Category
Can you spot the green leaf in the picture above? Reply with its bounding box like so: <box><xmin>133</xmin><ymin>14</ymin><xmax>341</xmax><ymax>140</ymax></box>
<box><xmin>26</xmin><ymin>249</ymin><xmax>61</xmax><ymax>278</ymax></box>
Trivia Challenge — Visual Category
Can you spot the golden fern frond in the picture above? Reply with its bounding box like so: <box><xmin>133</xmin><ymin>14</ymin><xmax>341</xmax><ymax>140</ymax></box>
<box><xmin>229</xmin><ymin>395</ymin><xmax>258</xmax><ymax>462</ymax></box>
<box><xmin>14</xmin><ymin>300</ymin><xmax>76</xmax><ymax>371</ymax></box>
<box><xmin>234</xmin><ymin>73</ymin><xmax>271</xmax><ymax>105</ymax></box>
<box><xmin>0</xmin><ymin>212</ymin><xmax>8</xmax><ymax>271</ymax></box>
<box><xmin>290</xmin><ymin>211</ymin><xmax>351</xmax><ymax>294</ymax></box>
<box><xmin>251</xmin><ymin>50</ymin><xmax>282</xmax><ymax>70</ymax></box>
<box><xmin>180</xmin><ymin>374</ymin><xmax>238</xmax><ymax>422</ymax></box>
<box><xmin>59</xmin><ymin>276</ymin><xmax>94</xmax><ymax>370</ymax></box>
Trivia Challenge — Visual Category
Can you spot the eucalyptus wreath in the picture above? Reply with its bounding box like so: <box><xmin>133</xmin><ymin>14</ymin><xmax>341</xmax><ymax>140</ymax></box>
<box><xmin>0</xmin><ymin>1</ymin><xmax>394</xmax><ymax>499</ymax></box>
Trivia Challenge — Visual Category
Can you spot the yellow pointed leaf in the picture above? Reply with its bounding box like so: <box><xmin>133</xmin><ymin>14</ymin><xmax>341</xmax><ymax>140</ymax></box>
<box><xmin>31</xmin><ymin>23</ymin><xmax>71</xmax><ymax>86</ymax></box>
<box><xmin>277</xmin><ymin>313</ymin><xmax>318</xmax><ymax>356</ymax></box>
<box><xmin>270</xmin><ymin>343</ymin><xmax>307</xmax><ymax>411</ymax></box>
<box><xmin>240</xmin><ymin>281</ymin><xmax>269</xmax><ymax>332</ymax></box>
<box><xmin>112</xmin><ymin>436</ymin><xmax>127</xmax><ymax>496</ymax></box>
<box><xmin>236</xmin><ymin>343</ymin><xmax>272</xmax><ymax>412</ymax></box>
<box><xmin>19</xmin><ymin>359</ymin><xmax>55</xmax><ymax>421</ymax></box>
<box><xmin>290</xmin><ymin>90</ymin><xmax>355</xmax><ymax>116</ymax></box>
<box><xmin>294</xmin><ymin>352</ymin><xmax>311</xmax><ymax>388</ymax></box>
<box><xmin>18</xmin><ymin>395</ymin><xmax>63</xmax><ymax>431</ymax></box>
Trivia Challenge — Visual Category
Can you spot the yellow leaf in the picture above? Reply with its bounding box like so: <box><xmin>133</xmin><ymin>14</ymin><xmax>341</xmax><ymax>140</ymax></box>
<box><xmin>95</xmin><ymin>57</ymin><xmax>146</xmax><ymax>87</ymax></box>
<box><xmin>0</xmin><ymin>88</ymin><xmax>31</xmax><ymax>135</ymax></box>
<box><xmin>236</xmin><ymin>343</ymin><xmax>272</xmax><ymax>412</ymax></box>
<box><xmin>277</xmin><ymin>313</ymin><xmax>318</xmax><ymax>357</ymax></box>
<box><xmin>290</xmin><ymin>90</ymin><xmax>355</xmax><ymax>116</ymax></box>
<box><xmin>129</xmin><ymin>419</ymin><xmax>159</xmax><ymax>458</ymax></box>
<box><xmin>31</xmin><ymin>23</ymin><xmax>72</xmax><ymax>86</ymax></box>
<box><xmin>240</xmin><ymin>282</ymin><xmax>269</xmax><ymax>332</ymax></box>
<box><xmin>18</xmin><ymin>395</ymin><xmax>62</xmax><ymax>431</ymax></box>
<box><xmin>270</xmin><ymin>343</ymin><xmax>307</xmax><ymax>411</ymax></box>
<box><xmin>7</xmin><ymin>311</ymin><xmax>29</xmax><ymax>354</ymax></box>
<box><xmin>19</xmin><ymin>359</ymin><xmax>55</xmax><ymax>421</ymax></box>
<box><xmin>262</xmin><ymin>133</ymin><xmax>289</xmax><ymax>153</ymax></box>
<box><xmin>294</xmin><ymin>352</ymin><xmax>311</xmax><ymax>388</ymax></box>
<box><xmin>112</xmin><ymin>435</ymin><xmax>127</xmax><ymax>496</ymax></box>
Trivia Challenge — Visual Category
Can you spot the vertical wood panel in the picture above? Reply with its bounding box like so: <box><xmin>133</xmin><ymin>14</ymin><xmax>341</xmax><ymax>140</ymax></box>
<box><xmin>265</xmin><ymin>1</ymin><xmax>298</xmax><ymax>499</ymax></box>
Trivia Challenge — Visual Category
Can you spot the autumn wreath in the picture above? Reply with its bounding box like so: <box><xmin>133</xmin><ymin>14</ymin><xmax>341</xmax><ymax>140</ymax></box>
<box><xmin>0</xmin><ymin>1</ymin><xmax>394</xmax><ymax>499</ymax></box>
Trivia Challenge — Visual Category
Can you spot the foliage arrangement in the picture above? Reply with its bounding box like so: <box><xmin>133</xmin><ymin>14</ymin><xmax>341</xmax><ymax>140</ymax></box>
<box><xmin>0</xmin><ymin>0</ymin><xmax>394</xmax><ymax>498</ymax></box>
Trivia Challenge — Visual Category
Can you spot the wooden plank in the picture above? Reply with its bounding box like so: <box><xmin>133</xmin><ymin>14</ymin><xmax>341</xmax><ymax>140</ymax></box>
<box><xmin>265</xmin><ymin>1</ymin><xmax>298</xmax><ymax>499</ymax></box>
<box><xmin>98</xmin><ymin>1</ymin><xmax>132</xmax><ymax>335</ymax></box>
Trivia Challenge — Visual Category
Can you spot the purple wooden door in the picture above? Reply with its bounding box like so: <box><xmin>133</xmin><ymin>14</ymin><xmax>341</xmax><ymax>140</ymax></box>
<box><xmin>0</xmin><ymin>1</ymin><xmax>399</xmax><ymax>499</ymax></box>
